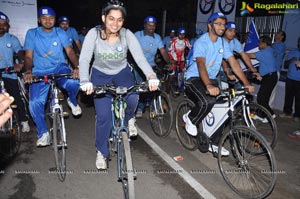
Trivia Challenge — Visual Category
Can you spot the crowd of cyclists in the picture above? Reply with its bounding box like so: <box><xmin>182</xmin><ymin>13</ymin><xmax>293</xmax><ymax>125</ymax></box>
<box><xmin>1</xmin><ymin>0</ymin><xmax>300</xmax><ymax>171</ymax></box>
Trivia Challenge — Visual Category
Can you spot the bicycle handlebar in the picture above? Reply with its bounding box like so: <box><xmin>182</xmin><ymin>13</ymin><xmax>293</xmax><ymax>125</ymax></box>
<box><xmin>31</xmin><ymin>73</ymin><xmax>75</xmax><ymax>83</ymax></box>
<box><xmin>0</xmin><ymin>66</ymin><xmax>17</xmax><ymax>74</ymax></box>
<box><xmin>93</xmin><ymin>82</ymin><xmax>149</xmax><ymax>96</ymax></box>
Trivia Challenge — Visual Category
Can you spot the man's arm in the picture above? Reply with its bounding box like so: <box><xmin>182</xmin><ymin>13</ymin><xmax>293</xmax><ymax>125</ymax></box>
<box><xmin>74</xmin><ymin>39</ymin><xmax>82</xmax><ymax>52</ymax></box>
<box><xmin>65</xmin><ymin>46</ymin><xmax>79</xmax><ymax>78</ymax></box>
<box><xmin>240</xmin><ymin>52</ymin><xmax>262</xmax><ymax>80</ymax></box>
<box><xmin>197</xmin><ymin>57</ymin><xmax>219</xmax><ymax>96</ymax></box>
<box><xmin>159</xmin><ymin>47</ymin><xmax>171</xmax><ymax>64</ymax></box>
<box><xmin>228</xmin><ymin>56</ymin><xmax>254</xmax><ymax>92</ymax></box>
<box><xmin>23</xmin><ymin>50</ymin><xmax>34</xmax><ymax>83</ymax></box>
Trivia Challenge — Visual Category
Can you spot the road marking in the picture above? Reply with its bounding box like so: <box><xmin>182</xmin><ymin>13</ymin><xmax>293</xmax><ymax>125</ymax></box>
<box><xmin>138</xmin><ymin>127</ymin><xmax>216</xmax><ymax>199</ymax></box>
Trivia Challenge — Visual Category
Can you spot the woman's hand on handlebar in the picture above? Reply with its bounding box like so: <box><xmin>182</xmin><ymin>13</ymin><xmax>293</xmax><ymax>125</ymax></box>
<box><xmin>147</xmin><ymin>74</ymin><xmax>159</xmax><ymax>91</ymax></box>
<box><xmin>207</xmin><ymin>84</ymin><xmax>220</xmax><ymax>96</ymax></box>
<box><xmin>80</xmin><ymin>82</ymin><xmax>94</xmax><ymax>95</ymax></box>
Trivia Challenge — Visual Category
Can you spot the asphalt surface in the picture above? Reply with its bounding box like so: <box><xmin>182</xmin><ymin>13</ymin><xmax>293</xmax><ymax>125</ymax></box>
<box><xmin>0</xmin><ymin>93</ymin><xmax>299</xmax><ymax>199</ymax></box>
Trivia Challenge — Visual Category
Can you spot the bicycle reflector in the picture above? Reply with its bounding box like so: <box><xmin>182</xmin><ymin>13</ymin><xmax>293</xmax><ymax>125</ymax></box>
<box><xmin>44</xmin><ymin>75</ymin><xmax>49</xmax><ymax>83</ymax></box>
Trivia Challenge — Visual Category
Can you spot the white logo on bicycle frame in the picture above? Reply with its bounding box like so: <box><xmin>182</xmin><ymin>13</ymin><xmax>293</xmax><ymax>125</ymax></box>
<box><xmin>205</xmin><ymin>112</ymin><xmax>215</xmax><ymax>126</ymax></box>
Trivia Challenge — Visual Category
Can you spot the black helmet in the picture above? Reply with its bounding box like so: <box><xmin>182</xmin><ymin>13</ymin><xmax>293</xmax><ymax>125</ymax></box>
<box><xmin>102</xmin><ymin>0</ymin><xmax>126</xmax><ymax>17</ymax></box>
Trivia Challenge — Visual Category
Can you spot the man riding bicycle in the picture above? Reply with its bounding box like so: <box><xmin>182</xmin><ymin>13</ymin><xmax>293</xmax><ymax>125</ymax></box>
<box><xmin>183</xmin><ymin>12</ymin><xmax>254</xmax><ymax>155</ymax></box>
<box><xmin>23</xmin><ymin>6</ymin><xmax>81</xmax><ymax>147</ymax></box>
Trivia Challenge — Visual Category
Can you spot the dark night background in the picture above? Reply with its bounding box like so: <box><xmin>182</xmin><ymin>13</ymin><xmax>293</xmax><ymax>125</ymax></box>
<box><xmin>37</xmin><ymin>0</ymin><xmax>198</xmax><ymax>36</ymax></box>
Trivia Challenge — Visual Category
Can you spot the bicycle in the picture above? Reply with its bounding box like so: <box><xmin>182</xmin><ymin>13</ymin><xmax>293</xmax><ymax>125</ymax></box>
<box><xmin>133</xmin><ymin>65</ymin><xmax>173</xmax><ymax>137</ymax></box>
<box><xmin>220</xmin><ymin>73</ymin><xmax>278</xmax><ymax>149</ymax></box>
<box><xmin>93</xmin><ymin>82</ymin><xmax>149</xmax><ymax>199</ymax></box>
<box><xmin>0</xmin><ymin>67</ymin><xmax>21</xmax><ymax>160</ymax></box>
<box><xmin>175</xmin><ymin>87</ymin><xmax>277</xmax><ymax>199</ymax></box>
<box><xmin>149</xmin><ymin>89</ymin><xmax>173</xmax><ymax>137</ymax></box>
<box><xmin>167</xmin><ymin>61</ymin><xmax>185</xmax><ymax>98</ymax></box>
<box><xmin>31</xmin><ymin>73</ymin><xmax>73</xmax><ymax>182</ymax></box>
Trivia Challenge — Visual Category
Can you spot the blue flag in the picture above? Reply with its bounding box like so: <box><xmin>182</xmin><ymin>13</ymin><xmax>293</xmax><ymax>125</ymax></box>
<box><xmin>244</xmin><ymin>20</ymin><xmax>259</xmax><ymax>52</ymax></box>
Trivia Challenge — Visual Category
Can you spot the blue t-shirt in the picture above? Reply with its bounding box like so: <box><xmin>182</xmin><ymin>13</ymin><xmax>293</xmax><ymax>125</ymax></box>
<box><xmin>62</xmin><ymin>27</ymin><xmax>80</xmax><ymax>43</ymax></box>
<box><xmin>163</xmin><ymin>36</ymin><xmax>172</xmax><ymax>49</ymax></box>
<box><xmin>272</xmin><ymin>42</ymin><xmax>286</xmax><ymax>72</ymax></box>
<box><xmin>286</xmin><ymin>48</ymin><xmax>300</xmax><ymax>80</ymax></box>
<box><xmin>228</xmin><ymin>38</ymin><xmax>244</xmax><ymax>54</ymax></box>
<box><xmin>254</xmin><ymin>46</ymin><xmax>276</xmax><ymax>76</ymax></box>
<box><xmin>186</xmin><ymin>33</ymin><xmax>233</xmax><ymax>79</ymax></box>
<box><xmin>24</xmin><ymin>27</ymin><xmax>72</xmax><ymax>75</ymax></box>
<box><xmin>0</xmin><ymin>33</ymin><xmax>22</xmax><ymax>79</ymax></box>
<box><xmin>134</xmin><ymin>30</ymin><xmax>164</xmax><ymax>66</ymax></box>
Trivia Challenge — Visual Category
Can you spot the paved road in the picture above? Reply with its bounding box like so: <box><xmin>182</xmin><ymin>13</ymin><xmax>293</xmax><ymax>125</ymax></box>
<box><xmin>0</xmin><ymin>95</ymin><xmax>299</xmax><ymax>199</ymax></box>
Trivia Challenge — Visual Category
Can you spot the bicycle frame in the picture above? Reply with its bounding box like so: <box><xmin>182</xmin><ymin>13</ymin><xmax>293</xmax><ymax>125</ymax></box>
<box><xmin>202</xmin><ymin>89</ymin><xmax>253</xmax><ymax>137</ymax></box>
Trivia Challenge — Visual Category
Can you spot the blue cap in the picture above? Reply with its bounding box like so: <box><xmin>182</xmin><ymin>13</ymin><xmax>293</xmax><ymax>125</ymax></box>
<box><xmin>59</xmin><ymin>16</ymin><xmax>70</xmax><ymax>23</ymax></box>
<box><xmin>0</xmin><ymin>12</ymin><xmax>9</xmax><ymax>24</ymax></box>
<box><xmin>144</xmin><ymin>16</ymin><xmax>157</xmax><ymax>23</ymax></box>
<box><xmin>207</xmin><ymin>12</ymin><xmax>226</xmax><ymax>23</ymax></box>
<box><xmin>226</xmin><ymin>21</ymin><xmax>236</xmax><ymax>29</ymax></box>
<box><xmin>38</xmin><ymin>6</ymin><xmax>56</xmax><ymax>17</ymax></box>
<box><xmin>178</xmin><ymin>27</ymin><xmax>186</xmax><ymax>34</ymax></box>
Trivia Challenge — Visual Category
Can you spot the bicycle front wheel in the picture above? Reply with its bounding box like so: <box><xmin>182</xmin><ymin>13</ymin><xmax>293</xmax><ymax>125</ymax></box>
<box><xmin>218</xmin><ymin>125</ymin><xmax>277</xmax><ymax>199</ymax></box>
<box><xmin>175</xmin><ymin>99</ymin><xmax>197</xmax><ymax>150</ymax></box>
<box><xmin>149</xmin><ymin>90</ymin><xmax>173</xmax><ymax>137</ymax></box>
<box><xmin>53</xmin><ymin>110</ymin><xmax>66</xmax><ymax>182</ymax></box>
<box><xmin>120</xmin><ymin>131</ymin><xmax>135</xmax><ymax>199</ymax></box>
<box><xmin>235</xmin><ymin>102</ymin><xmax>278</xmax><ymax>149</ymax></box>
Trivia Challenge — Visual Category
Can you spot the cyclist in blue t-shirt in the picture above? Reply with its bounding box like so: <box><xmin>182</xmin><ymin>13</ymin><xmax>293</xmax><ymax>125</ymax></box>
<box><xmin>23</xmin><ymin>6</ymin><xmax>82</xmax><ymax>147</ymax></box>
<box><xmin>0</xmin><ymin>12</ymin><xmax>30</xmax><ymax>132</ymax></box>
<box><xmin>134</xmin><ymin>16</ymin><xmax>171</xmax><ymax>118</ymax></box>
<box><xmin>184</xmin><ymin>12</ymin><xmax>254</xmax><ymax>156</ymax></box>
<box><xmin>58</xmin><ymin>16</ymin><xmax>81</xmax><ymax>54</ymax></box>
<box><xmin>163</xmin><ymin>29</ymin><xmax>175</xmax><ymax>49</ymax></box>
<box><xmin>220</xmin><ymin>21</ymin><xmax>262</xmax><ymax>87</ymax></box>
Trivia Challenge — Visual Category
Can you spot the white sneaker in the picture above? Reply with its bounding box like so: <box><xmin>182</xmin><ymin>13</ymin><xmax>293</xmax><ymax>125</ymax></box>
<box><xmin>96</xmin><ymin>151</ymin><xmax>107</xmax><ymax>170</ymax></box>
<box><xmin>67</xmin><ymin>98</ymin><xmax>82</xmax><ymax>116</ymax></box>
<box><xmin>135</xmin><ymin>109</ymin><xmax>143</xmax><ymax>119</ymax></box>
<box><xmin>21</xmin><ymin>121</ymin><xmax>30</xmax><ymax>133</ymax></box>
<box><xmin>252</xmin><ymin>115</ymin><xmax>268</xmax><ymax>123</ymax></box>
<box><xmin>182</xmin><ymin>111</ymin><xmax>197</xmax><ymax>136</ymax></box>
<box><xmin>208</xmin><ymin>145</ymin><xmax>230</xmax><ymax>156</ymax></box>
<box><xmin>128</xmin><ymin>118</ymin><xmax>137</xmax><ymax>137</ymax></box>
<box><xmin>36</xmin><ymin>132</ymin><xmax>50</xmax><ymax>147</ymax></box>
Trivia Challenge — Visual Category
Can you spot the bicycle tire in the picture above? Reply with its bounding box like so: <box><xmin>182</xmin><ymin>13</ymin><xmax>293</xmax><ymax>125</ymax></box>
<box><xmin>218</xmin><ymin>125</ymin><xmax>277</xmax><ymax>199</ymax></box>
<box><xmin>149</xmin><ymin>90</ymin><xmax>173</xmax><ymax>137</ymax></box>
<box><xmin>53</xmin><ymin>110</ymin><xmax>66</xmax><ymax>182</ymax></box>
<box><xmin>235</xmin><ymin>102</ymin><xmax>278</xmax><ymax>149</ymax></box>
<box><xmin>120</xmin><ymin>131</ymin><xmax>135</xmax><ymax>199</ymax></box>
<box><xmin>175</xmin><ymin>99</ymin><xmax>197</xmax><ymax>150</ymax></box>
<box><xmin>0</xmin><ymin>113</ymin><xmax>21</xmax><ymax>159</ymax></box>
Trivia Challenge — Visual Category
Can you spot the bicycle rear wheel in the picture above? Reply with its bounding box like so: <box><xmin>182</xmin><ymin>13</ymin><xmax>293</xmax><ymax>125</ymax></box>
<box><xmin>120</xmin><ymin>131</ymin><xmax>135</xmax><ymax>199</ymax></box>
<box><xmin>149</xmin><ymin>90</ymin><xmax>173</xmax><ymax>137</ymax></box>
<box><xmin>175</xmin><ymin>99</ymin><xmax>197</xmax><ymax>150</ymax></box>
<box><xmin>218</xmin><ymin>125</ymin><xmax>277</xmax><ymax>199</ymax></box>
<box><xmin>0</xmin><ymin>113</ymin><xmax>21</xmax><ymax>159</ymax></box>
<box><xmin>52</xmin><ymin>110</ymin><xmax>66</xmax><ymax>182</ymax></box>
<box><xmin>235</xmin><ymin>102</ymin><xmax>278</xmax><ymax>149</ymax></box>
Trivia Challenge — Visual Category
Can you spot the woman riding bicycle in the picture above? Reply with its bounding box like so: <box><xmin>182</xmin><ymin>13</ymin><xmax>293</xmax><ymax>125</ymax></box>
<box><xmin>79</xmin><ymin>0</ymin><xmax>159</xmax><ymax>170</ymax></box>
